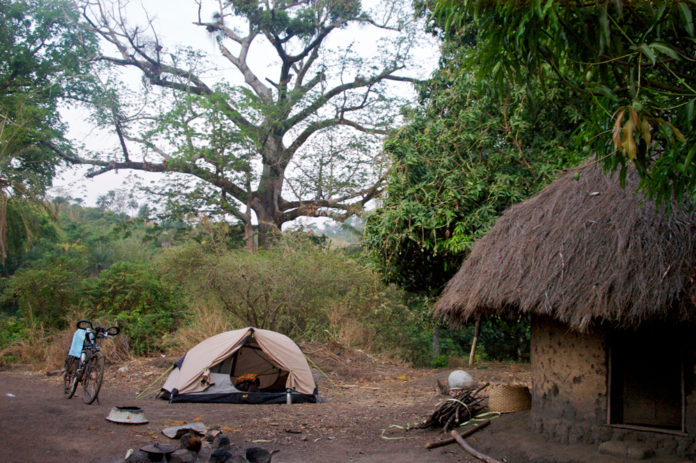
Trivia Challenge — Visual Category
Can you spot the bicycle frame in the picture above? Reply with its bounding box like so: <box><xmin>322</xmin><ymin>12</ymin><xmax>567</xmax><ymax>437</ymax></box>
<box><xmin>63</xmin><ymin>320</ymin><xmax>119</xmax><ymax>403</ymax></box>
<box><xmin>81</xmin><ymin>328</ymin><xmax>101</xmax><ymax>359</ymax></box>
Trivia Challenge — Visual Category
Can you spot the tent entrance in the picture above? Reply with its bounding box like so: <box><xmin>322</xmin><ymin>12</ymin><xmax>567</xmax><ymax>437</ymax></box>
<box><xmin>210</xmin><ymin>336</ymin><xmax>289</xmax><ymax>393</ymax></box>
<box><xmin>608</xmin><ymin>328</ymin><xmax>685</xmax><ymax>432</ymax></box>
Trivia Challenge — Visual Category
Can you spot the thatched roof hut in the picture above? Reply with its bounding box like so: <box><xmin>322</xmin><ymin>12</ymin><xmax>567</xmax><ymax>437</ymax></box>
<box><xmin>434</xmin><ymin>161</ymin><xmax>696</xmax><ymax>453</ymax></box>
<box><xmin>434</xmin><ymin>161</ymin><xmax>696</xmax><ymax>332</ymax></box>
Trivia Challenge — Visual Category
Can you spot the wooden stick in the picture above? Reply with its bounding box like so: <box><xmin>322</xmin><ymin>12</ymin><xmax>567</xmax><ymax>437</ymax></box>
<box><xmin>450</xmin><ymin>430</ymin><xmax>503</xmax><ymax>463</ymax></box>
<box><xmin>425</xmin><ymin>420</ymin><xmax>491</xmax><ymax>449</ymax></box>
<box><xmin>469</xmin><ymin>317</ymin><xmax>481</xmax><ymax>367</ymax></box>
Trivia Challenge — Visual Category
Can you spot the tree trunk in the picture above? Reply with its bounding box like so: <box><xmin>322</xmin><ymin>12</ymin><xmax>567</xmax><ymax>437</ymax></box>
<box><xmin>433</xmin><ymin>325</ymin><xmax>441</xmax><ymax>359</ymax></box>
<box><xmin>257</xmin><ymin>219</ymin><xmax>280</xmax><ymax>249</ymax></box>
<box><xmin>253</xmin><ymin>150</ymin><xmax>286</xmax><ymax>248</ymax></box>
<box><xmin>253</xmin><ymin>193</ymin><xmax>281</xmax><ymax>249</ymax></box>
<box><xmin>243</xmin><ymin>221</ymin><xmax>257</xmax><ymax>252</ymax></box>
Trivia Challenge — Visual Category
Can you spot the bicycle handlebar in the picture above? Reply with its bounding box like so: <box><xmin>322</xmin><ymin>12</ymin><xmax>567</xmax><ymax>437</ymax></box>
<box><xmin>76</xmin><ymin>320</ymin><xmax>120</xmax><ymax>338</ymax></box>
<box><xmin>76</xmin><ymin>319</ymin><xmax>92</xmax><ymax>330</ymax></box>
<box><xmin>106</xmin><ymin>326</ymin><xmax>120</xmax><ymax>336</ymax></box>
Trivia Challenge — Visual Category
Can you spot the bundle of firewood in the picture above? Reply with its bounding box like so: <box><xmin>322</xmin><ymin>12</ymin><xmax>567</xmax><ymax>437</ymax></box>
<box><xmin>417</xmin><ymin>383</ymin><xmax>488</xmax><ymax>432</ymax></box>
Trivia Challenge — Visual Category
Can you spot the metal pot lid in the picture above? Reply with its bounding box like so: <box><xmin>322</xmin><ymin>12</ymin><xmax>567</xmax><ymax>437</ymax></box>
<box><xmin>106</xmin><ymin>406</ymin><xmax>149</xmax><ymax>424</ymax></box>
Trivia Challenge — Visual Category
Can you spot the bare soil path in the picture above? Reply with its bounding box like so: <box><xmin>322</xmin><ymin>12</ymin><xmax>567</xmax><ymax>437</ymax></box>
<box><xmin>0</xmin><ymin>345</ymin><xmax>672</xmax><ymax>463</ymax></box>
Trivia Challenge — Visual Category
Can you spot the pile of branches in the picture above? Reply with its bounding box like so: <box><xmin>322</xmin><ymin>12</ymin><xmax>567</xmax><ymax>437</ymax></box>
<box><xmin>417</xmin><ymin>383</ymin><xmax>488</xmax><ymax>432</ymax></box>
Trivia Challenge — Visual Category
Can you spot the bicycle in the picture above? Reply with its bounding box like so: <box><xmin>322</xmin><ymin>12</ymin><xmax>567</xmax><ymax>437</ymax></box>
<box><xmin>63</xmin><ymin>320</ymin><xmax>120</xmax><ymax>404</ymax></box>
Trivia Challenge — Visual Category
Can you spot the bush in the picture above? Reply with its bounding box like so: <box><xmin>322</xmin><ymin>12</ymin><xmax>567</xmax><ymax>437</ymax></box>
<box><xmin>431</xmin><ymin>354</ymin><xmax>448</xmax><ymax>368</ymax></box>
<box><xmin>85</xmin><ymin>261</ymin><xmax>183</xmax><ymax>355</ymax></box>
<box><xmin>113</xmin><ymin>308</ymin><xmax>176</xmax><ymax>356</ymax></box>
<box><xmin>478</xmin><ymin>315</ymin><xmax>530</xmax><ymax>362</ymax></box>
<box><xmin>169</xmin><ymin>304</ymin><xmax>237</xmax><ymax>353</ymax></box>
<box><xmin>0</xmin><ymin>315</ymin><xmax>70</xmax><ymax>368</ymax></box>
<box><xmin>158</xmin><ymin>235</ymin><xmax>421</xmax><ymax>360</ymax></box>
<box><xmin>0</xmin><ymin>220</ymin><xmax>531</xmax><ymax>366</ymax></box>
<box><xmin>0</xmin><ymin>314</ymin><xmax>24</xmax><ymax>347</ymax></box>
<box><xmin>1</xmin><ymin>245</ymin><xmax>88</xmax><ymax>328</ymax></box>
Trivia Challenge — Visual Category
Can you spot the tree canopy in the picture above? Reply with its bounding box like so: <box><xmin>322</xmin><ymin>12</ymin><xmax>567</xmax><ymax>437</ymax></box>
<box><xmin>56</xmin><ymin>0</ymin><xmax>429</xmax><ymax>248</ymax></box>
<box><xmin>432</xmin><ymin>0</ymin><xmax>696</xmax><ymax>206</ymax></box>
<box><xmin>363</xmin><ymin>6</ymin><xmax>584</xmax><ymax>293</ymax></box>
<box><xmin>0</xmin><ymin>0</ymin><xmax>96</xmax><ymax>262</ymax></box>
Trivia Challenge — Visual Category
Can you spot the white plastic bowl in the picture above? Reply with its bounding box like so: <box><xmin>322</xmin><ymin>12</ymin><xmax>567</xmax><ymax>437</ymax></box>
<box><xmin>448</xmin><ymin>370</ymin><xmax>474</xmax><ymax>390</ymax></box>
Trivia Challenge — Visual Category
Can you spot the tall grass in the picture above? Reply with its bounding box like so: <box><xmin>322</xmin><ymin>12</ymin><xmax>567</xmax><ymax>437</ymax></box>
<box><xmin>0</xmin><ymin>312</ymin><xmax>132</xmax><ymax>370</ymax></box>
<box><xmin>157</xmin><ymin>235</ymin><xmax>421</xmax><ymax>360</ymax></box>
<box><xmin>0</xmin><ymin>317</ymin><xmax>49</xmax><ymax>368</ymax></box>
<box><xmin>2</xmin><ymin>235</ymin><xmax>436</xmax><ymax>367</ymax></box>
<box><xmin>168</xmin><ymin>304</ymin><xmax>236</xmax><ymax>354</ymax></box>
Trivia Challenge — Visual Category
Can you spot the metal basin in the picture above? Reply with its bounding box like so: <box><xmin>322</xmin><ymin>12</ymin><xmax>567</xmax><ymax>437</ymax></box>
<box><xmin>105</xmin><ymin>406</ymin><xmax>148</xmax><ymax>424</ymax></box>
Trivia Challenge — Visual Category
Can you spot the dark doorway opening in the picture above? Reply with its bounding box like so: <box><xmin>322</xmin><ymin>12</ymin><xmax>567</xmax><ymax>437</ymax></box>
<box><xmin>609</xmin><ymin>328</ymin><xmax>684</xmax><ymax>431</ymax></box>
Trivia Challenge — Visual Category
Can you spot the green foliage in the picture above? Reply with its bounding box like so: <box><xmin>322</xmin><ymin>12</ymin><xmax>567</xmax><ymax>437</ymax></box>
<box><xmin>477</xmin><ymin>315</ymin><xmax>530</xmax><ymax>362</ymax></box>
<box><xmin>0</xmin><ymin>0</ymin><xmax>96</xmax><ymax>190</ymax></box>
<box><xmin>113</xmin><ymin>308</ymin><xmax>178</xmax><ymax>356</ymax></box>
<box><xmin>0</xmin><ymin>198</ymin><xmax>529</xmax><ymax>364</ymax></box>
<box><xmin>1</xmin><ymin>199</ymin><xmax>57</xmax><ymax>275</ymax></box>
<box><xmin>0</xmin><ymin>313</ymin><xmax>25</xmax><ymax>346</ymax></box>
<box><xmin>0</xmin><ymin>0</ymin><xmax>97</xmax><ymax>261</ymax></box>
<box><xmin>86</xmin><ymin>261</ymin><xmax>181</xmax><ymax>314</ymax></box>
<box><xmin>86</xmin><ymin>261</ymin><xmax>183</xmax><ymax>355</ymax></box>
<box><xmin>363</xmin><ymin>11</ymin><xmax>576</xmax><ymax>362</ymax></box>
<box><xmin>230</xmin><ymin>0</ymin><xmax>360</xmax><ymax>39</ymax></box>
<box><xmin>157</xmin><ymin>235</ymin><xmax>420</xmax><ymax>357</ymax></box>
<box><xmin>431</xmin><ymin>354</ymin><xmax>448</xmax><ymax>368</ymax></box>
<box><xmin>1</xmin><ymin>200</ymin><xmax>186</xmax><ymax>351</ymax></box>
<box><xmin>156</xmin><ymin>235</ymin><xmax>355</xmax><ymax>333</ymax></box>
<box><xmin>1</xmin><ymin>243</ymin><xmax>88</xmax><ymax>328</ymax></box>
<box><xmin>57</xmin><ymin>202</ymin><xmax>162</xmax><ymax>272</ymax></box>
<box><xmin>388</xmin><ymin>308</ymin><xmax>531</xmax><ymax>367</ymax></box>
<box><xmin>364</xmin><ymin>37</ymin><xmax>583</xmax><ymax>292</ymax></box>
<box><xmin>432</xmin><ymin>0</ymin><xmax>696</xmax><ymax>206</ymax></box>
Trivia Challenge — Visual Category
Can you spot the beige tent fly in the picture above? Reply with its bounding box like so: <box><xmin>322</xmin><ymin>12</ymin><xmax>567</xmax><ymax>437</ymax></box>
<box><xmin>161</xmin><ymin>327</ymin><xmax>318</xmax><ymax>404</ymax></box>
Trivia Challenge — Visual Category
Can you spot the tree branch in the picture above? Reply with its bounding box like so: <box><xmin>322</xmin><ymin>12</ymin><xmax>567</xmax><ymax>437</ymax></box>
<box><xmin>286</xmin><ymin>117</ymin><xmax>387</xmax><ymax>159</ymax></box>
<box><xmin>279</xmin><ymin>175</ymin><xmax>385</xmax><ymax>222</ymax></box>
<box><xmin>44</xmin><ymin>140</ymin><xmax>251</xmax><ymax>203</ymax></box>
<box><xmin>193</xmin><ymin>21</ymin><xmax>244</xmax><ymax>44</ymax></box>
<box><xmin>293</xmin><ymin>45</ymin><xmax>321</xmax><ymax>89</ymax></box>
<box><xmin>384</xmin><ymin>74</ymin><xmax>426</xmax><ymax>85</ymax></box>
<box><xmin>284</xmin><ymin>65</ymin><xmax>405</xmax><ymax>131</ymax></box>
<box><xmin>113</xmin><ymin>115</ymin><xmax>130</xmax><ymax>162</ymax></box>
<box><xmin>83</xmin><ymin>1</ymin><xmax>258</xmax><ymax>130</ymax></box>
<box><xmin>217</xmin><ymin>38</ymin><xmax>272</xmax><ymax>101</ymax></box>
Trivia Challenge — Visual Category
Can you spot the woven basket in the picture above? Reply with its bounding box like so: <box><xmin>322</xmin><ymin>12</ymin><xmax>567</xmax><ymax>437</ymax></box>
<box><xmin>488</xmin><ymin>384</ymin><xmax>531</xmax><ymax>413</ymax></box>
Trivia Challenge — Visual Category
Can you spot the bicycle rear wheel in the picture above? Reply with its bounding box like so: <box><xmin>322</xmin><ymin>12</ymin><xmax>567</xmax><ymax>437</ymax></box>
<box><xmin>63</xmin><ymin>356</ymin><xmax>79</xmax><ymax>399</ymax></box>
<box><xmin>82</xmin><ymin>351</ymin><xmax>104</xmax><ymax>404</ymax></box>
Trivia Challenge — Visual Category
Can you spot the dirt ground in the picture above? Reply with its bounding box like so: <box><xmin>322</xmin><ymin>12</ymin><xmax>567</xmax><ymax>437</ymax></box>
<box><xmin>0</xmin><ymin>343</ymin><xmax>686</xmax><ymax>463</ymax></box>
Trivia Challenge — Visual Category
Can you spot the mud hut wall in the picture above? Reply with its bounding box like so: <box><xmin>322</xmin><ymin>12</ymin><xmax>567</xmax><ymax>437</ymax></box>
<box><xmin>530</xmin><ymin>316</ymin><xmax>609</xmax><ymax>444</ymax></box>
<box><xmin>530</xmin><ymin>316</ymin><xmax>696</xmax><ymax>455</ymax></box>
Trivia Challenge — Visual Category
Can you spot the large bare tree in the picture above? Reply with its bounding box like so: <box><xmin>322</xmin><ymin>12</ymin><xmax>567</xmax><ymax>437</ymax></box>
<box><xmin>55</xmin><ymin>0</ymin><xmax>425</xmax><ymax>248</ymax></box>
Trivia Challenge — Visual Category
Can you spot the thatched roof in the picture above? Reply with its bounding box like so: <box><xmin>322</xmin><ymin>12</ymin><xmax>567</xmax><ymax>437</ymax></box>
<box><xmin>434</xmin><ymin>161</ymin><xmax>696</xmax><ymax>332</ymax></box>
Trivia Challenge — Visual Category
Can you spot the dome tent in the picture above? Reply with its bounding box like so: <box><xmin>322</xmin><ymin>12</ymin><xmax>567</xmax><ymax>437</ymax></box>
<box><xmin>161</xmin><ymin>327</ymin><xmax>318</xmax><ymax>404</ymax></box>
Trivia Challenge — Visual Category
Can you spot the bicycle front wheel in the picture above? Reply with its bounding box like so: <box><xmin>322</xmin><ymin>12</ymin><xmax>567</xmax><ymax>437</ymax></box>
<box><xmin>82</xmin><ymin>351</ymin><xmax>104</xmax><ymax>404</ymax></box>
<box><xmin>63</xmin><ymin>356</ymin><xmax>79</xmax><ymax>399</ymax></box>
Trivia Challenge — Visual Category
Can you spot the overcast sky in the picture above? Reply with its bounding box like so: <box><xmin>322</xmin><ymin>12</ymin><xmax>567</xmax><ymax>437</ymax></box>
<box><xmin>50</xmin><ymin>0</ymin><xmax>441</xmax><ymax>216</ymax></box>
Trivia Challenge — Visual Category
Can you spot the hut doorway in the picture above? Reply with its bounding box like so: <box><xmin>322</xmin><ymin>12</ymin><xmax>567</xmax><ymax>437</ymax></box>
<box><xmin>608</xmin><ymin>328</ymin><xmax>684</xmax><ymax>432</ymax></box>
